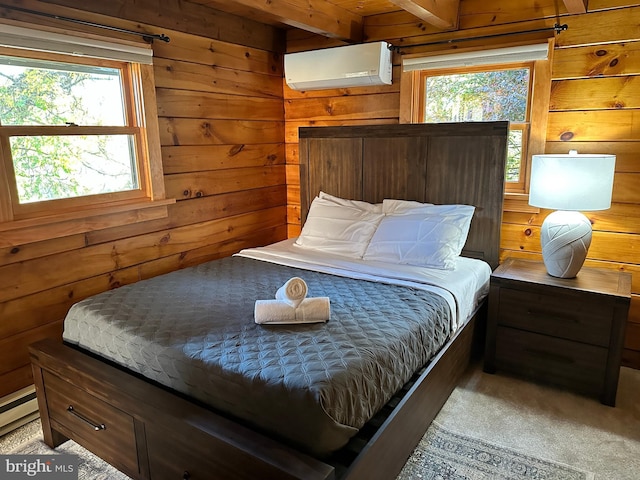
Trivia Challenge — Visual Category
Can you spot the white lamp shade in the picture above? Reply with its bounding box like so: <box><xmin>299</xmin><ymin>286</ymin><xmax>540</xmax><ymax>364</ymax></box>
<box><xmin>529</xmin><ymin>153</ymin><xmax>616</xmax><ymax>211</ymax></box>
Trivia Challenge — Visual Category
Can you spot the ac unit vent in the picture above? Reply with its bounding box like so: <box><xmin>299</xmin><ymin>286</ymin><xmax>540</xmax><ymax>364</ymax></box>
<box><xmin>284</xmin><ymin>41</ymin><xmax>393</xmax><ymax>91</ymax></box>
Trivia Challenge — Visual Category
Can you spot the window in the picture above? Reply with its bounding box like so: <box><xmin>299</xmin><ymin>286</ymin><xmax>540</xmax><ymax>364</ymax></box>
<box><xmin>419</xmin><ymin>64</ymin><xmax>532</xmax><ymax>191</ymax></box>
<box><xmin>0</xmin><ymin>22</ymin><xmax>168</xmax><ymax>240</ymax></box>
<box><xmin>0</xmin><ymin>50</ymin><xmax>149</xmax><ymax>219</ymax></box>
<box><xmin>400</xmin><ymin>42</ymin><xmax>552</xmax><ymax>195</ymax></box>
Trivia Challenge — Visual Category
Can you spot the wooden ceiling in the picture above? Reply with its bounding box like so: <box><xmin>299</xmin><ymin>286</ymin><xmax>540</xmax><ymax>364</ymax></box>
<box><xmin>185</xmin><ymin>0</ymin><xmax>588</xmax><ymax>42</ymax></box>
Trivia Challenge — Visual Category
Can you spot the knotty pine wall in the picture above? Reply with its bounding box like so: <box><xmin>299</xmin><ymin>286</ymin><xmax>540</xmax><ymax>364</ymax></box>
<box><xmin>0</xmin><ymin>0</ymin><xmax>286</xmax><ymax>398</ymax></box>
<box><xmin>284</xmin><ymin>0</ymin><xmax>640</xmax><ymax>369</ymax></box>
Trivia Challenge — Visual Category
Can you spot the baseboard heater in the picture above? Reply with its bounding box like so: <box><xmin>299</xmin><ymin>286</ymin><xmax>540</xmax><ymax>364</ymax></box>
<box><xmin>0</xmin><ymin>385</ymin><xmax>39</xmax><ymax>436</ymax></box>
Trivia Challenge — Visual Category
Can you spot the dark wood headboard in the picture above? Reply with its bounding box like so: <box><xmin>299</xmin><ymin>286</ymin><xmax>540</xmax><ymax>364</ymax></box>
<box><xmin>298</xmin><ymin>122</ymin><xmax>508</xmax><ymax>270</ymax></box>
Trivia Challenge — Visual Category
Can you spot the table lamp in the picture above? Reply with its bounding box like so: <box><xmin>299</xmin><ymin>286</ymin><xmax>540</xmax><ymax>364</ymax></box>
<box><xmin>528</xmin><ymin>151</ymin><xmax>616</xmax><ymax>278</ymax></box>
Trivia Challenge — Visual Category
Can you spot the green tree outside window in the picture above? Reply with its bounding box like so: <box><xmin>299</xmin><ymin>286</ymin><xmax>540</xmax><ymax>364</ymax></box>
<box><xmin>423</xmin><ymin>68</ymin><xmax>530</xmax><ymax>183</ymax></box>
<box><xmin>0</xmin><ymin>56</ymin><xmax>137</xmax><ymax>204</ymax></box>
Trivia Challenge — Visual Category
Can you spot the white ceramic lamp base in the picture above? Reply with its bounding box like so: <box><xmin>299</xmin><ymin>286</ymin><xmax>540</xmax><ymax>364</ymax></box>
<box><xmin>540</xmin><ymin>210</ymin><xmax>592</xmax><ymax>278</ymax></box>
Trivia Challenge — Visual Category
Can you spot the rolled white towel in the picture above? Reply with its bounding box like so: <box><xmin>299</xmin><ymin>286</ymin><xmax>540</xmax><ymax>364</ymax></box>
<box><xmin>255</xmin><ymin>297</ymin><xmax>330</xmax><ymax>325</ymax></box>
<box><xmin>275</xmin><ymin>277</ymin><xmax>308</xmax><ymax>308</ymax></box>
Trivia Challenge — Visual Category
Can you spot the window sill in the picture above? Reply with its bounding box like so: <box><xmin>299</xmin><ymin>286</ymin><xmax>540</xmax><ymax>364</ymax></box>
<box><xmin>503</xmin><ymin>193</ymin><xmax>540</xmax><ymax>213</ymax></box>
<box><xmin>0</xmin><ymin>198</ymin><xmax>175</xmax><ymax>248</ymax></box>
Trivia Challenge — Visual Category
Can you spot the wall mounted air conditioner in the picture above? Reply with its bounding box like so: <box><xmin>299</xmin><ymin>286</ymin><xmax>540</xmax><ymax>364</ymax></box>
<box><xmin>284</xmin><ymin>41</ymin><xmax>392</xmax><ymax>91</ymax></box>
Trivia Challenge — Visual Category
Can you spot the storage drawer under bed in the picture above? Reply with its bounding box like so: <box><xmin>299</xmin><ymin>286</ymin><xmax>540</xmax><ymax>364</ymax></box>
<box><xmin>42</xmin><ymin>371</ymin><xmax>141</xmax><ymax>477</ymax></box>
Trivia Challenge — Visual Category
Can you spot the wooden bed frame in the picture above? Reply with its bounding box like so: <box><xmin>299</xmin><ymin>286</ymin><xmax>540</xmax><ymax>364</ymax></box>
<box><xmin>29</xmin><ymin>122</ymin><xmax>507</xmax><ymax>480</ymax></box>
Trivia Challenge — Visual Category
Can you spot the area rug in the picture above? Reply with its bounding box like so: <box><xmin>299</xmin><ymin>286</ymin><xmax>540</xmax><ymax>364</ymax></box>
<box><xmin>2</xmin><ymin>420</ymin><xmax>594</xmax><ymax>480</ymax></box>
<box><xmin>397</xmin><ymin>422</ymin><xmax>595</xmax><ymax>480</ymax></box>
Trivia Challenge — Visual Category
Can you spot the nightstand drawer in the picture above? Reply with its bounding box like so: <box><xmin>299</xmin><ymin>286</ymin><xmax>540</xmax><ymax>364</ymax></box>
<box><xmin>496</xmin><ymin>287</ymin><xmax>613</xmax><ymax>346</ymax></box>
<box><xmin>43</xmin><ymin>371</ymin><xmax>139</xmax><ymax>476</ymax></box>
<box><xmin>494</xmin><ymin>327</ymin><xmax>607</xmax><ymax>396</ymax></box>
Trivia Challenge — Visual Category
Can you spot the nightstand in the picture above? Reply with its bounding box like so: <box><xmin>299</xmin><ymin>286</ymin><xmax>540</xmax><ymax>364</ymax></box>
<box><xmin>484</xmin><ymin>257</ymin><xmax>631</xmax><ymax>406</ymax></box>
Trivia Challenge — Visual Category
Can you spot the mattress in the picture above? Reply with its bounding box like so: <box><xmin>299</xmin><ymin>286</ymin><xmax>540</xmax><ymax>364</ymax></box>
<box><xmin>238</xmin><ymin>239</ymin><xmax>491</xmax><ymax>328</ymax></box>
<box><xmin>63</xmin><ymin>244</ymin><xmax>490</xmax><ymax>455</ymax></box>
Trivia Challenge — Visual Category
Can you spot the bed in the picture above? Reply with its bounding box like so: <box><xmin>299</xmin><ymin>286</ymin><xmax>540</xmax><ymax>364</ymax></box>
<box><xmin>29</xmin><ymin>121</ymin><xmax>508</xmax><ymax>480</ymax></box>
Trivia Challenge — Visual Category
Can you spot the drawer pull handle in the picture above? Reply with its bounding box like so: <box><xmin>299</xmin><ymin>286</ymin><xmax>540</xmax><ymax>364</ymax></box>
<box><xmin>526</xmin><ymin>309</ymin><xmax>579</xmax><ymax>324</ymax></box>
<box><xmin>525</xmin><ymin>348</ymin><xmax>575</xmax><ymax>365</ymax></box>
<box><xmin>183</xmin><ymin>471</ymin><xmax>190</xmax><ymax>480</ymax></box>
<box><xmin>67</xmin><ymin>405</ymin><xmax>106</xmax><ymax>431</ymax></box>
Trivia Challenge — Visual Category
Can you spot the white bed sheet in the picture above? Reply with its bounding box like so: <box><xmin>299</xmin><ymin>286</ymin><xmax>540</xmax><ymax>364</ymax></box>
<box><xmin>236</xmin><ymin>239</ymin><xmax>491</xmax><ymax>329</ymax></box>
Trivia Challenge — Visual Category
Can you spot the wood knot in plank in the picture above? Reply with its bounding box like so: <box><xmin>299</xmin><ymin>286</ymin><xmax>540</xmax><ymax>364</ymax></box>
<box><xmin>228</xmin><ymin>144</ymin><xmax>245</xmax><ymax>156</ymax></box>
<box><xmin>201</xmin><ymin>122</ymin><xmax>212</xmax><ymax>137</ymax></box>
<box><xmin>560</xmin><ymin>131</ymin><xmax>574</xmax><ymax>141</ymax></box>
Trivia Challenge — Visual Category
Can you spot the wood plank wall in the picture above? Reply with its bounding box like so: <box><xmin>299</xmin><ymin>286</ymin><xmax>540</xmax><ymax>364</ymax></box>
<box><xmin>284</xmin><ymin>0</ymin><xmax>640</xmax><ymax>369</ymax></box>
<box><xmin>0</xmin><ymin>0</ymin><xmax>286</xmax><ymax>398</ymax></box>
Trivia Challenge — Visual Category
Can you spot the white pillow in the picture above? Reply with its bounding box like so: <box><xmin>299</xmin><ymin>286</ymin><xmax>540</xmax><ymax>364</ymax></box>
<box><xmin>382</xmin><ymin>198</ymin><xmax>434</xmax><ymax>214</ymax></box>
<box><xmin>363</xmin><ymin>204</ymin><xmax>475</xmax><ymax>269</ymax></box>
<box><xmin>320</xmin><ymin>191</ymin><xmax>383</xmax><ymax>213</ymax></box>
<box><xmin>295</xmin><ymin>196</ymin><xmax>384</xmax><ymax>257</ymax></box>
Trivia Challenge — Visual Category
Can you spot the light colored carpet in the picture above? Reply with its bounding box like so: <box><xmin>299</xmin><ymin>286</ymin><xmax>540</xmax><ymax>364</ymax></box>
<box><xmin>2</xmin><ymin>362</ymin><xmax>638</xmax><ymax>479</ymax></box>
<box><xmin>430</xmin><ymin>362</ymin><xmax>640</xmax><ymax>480</ymax></box>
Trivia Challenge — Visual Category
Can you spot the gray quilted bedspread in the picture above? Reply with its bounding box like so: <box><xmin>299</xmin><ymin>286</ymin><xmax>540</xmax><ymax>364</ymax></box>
<box><xmin>63</xmin><ymin>256</ymin><xmax>453</xmax><ymax>456</ymax></box>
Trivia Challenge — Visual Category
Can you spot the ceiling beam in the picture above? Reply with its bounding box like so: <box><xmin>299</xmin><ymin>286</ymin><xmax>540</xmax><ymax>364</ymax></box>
<box><xmin>388</xmin><ymin>0</ymin><xmax>460</xmax><ymax>30</ymax></box>
<box><xmin>563</xmin><ymin>0</ymin><xmax>588</xmax><ymax>13</ymax></box>
<box><xmin>199</xmin><ymin>0</ymin><xmax>363</xmax><ymax>42</ymax></box>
